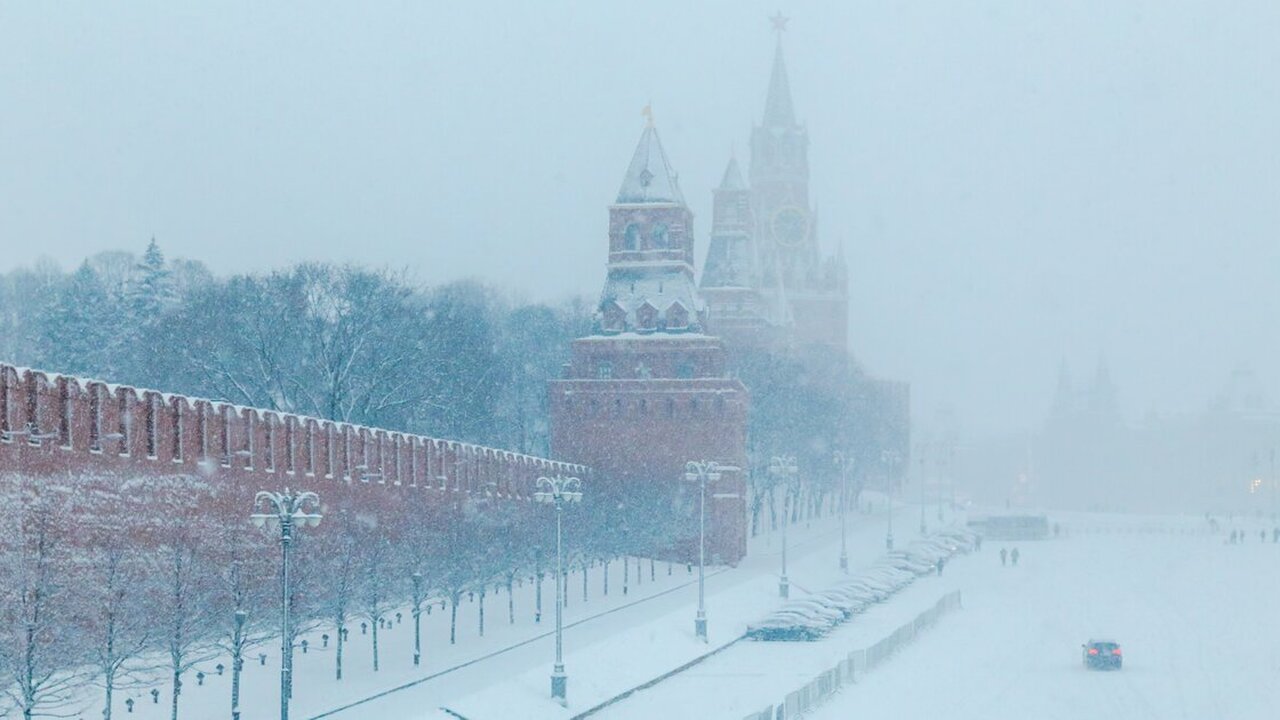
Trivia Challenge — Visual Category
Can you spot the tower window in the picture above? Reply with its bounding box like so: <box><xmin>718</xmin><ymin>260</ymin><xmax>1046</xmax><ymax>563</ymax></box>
<box><xmin>624</xmin><ymin>223</ymin><xmax>641</xmax><ymax>251</ymax></box>
<box><xmin>597</xmin><ymin>361</ymin><xmax>613</xmax><ymax>379</ymax></box>
<box><xmin>650</xmin><ymin>223</ymin><xmax>669</xmax><ymax>249</ymax></box>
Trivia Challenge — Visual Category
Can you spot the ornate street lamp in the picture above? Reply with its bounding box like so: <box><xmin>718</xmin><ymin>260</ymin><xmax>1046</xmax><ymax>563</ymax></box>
<box><xmin>881</xmin><ymin>449</ymin><xmax>901</xmax><ymax>550</ymax></box>
<box><xmin>684</xmin><ymin>460</ymin><xmax>723</xmax><ymax>642</ymax></box>
<box><xmin>769</xmin><ymin>455</ymin><xmax>799</xmax><ymax>598</ymax></box>
<box><xmin>534</xmin><ymin>475</ymin><xmax>583</xmax><ymax>706</ymax></box>
<box><xmin>251</xmin><ymin>488</ymin><xmax>322</xmax><ymax>720</ymax></box>
<box><xmin>833</xmin><ymin>451</ymin><xmax>855</xmax><ymax>572</ymax></box>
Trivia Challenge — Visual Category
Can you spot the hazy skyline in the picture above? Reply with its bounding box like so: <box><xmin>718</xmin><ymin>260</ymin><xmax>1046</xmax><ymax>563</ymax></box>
<box><xmin>3</xmin><ymin>1</ymin><xmax>1277</xmax><ymax>436</ymax></box>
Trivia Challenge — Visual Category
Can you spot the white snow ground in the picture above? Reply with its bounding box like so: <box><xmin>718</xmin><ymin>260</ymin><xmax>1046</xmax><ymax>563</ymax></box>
<box><xmin>58</xmin><ymin>506</ymin><xmax>1278</xmax><ymax>720</ymax></box>
<box><xmin>804</xmin><ymin>526</ymin><xmax>1280</xmax><ymax>720</ymax></box>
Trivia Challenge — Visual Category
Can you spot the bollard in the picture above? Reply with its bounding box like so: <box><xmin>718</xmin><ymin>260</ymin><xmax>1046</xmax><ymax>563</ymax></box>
<box><xmin>125</xmin><ymin>698</ymin><xmax>135</xmax><ymax>713</ymax></box>
<box><xmin>150</xmin><ymin>689</ymin><xmax>159</xmax><ymax>704</ymax></box>
<box><xmin>322</xmin><ymin>633</ymin><xmax>330</xmax><ymax>648</ymax></box>
<box><xmin>301</xmin><ymin>639</ymin><xmax>309</xmax><ymax>654</ymax></box>
<box><xmin>361</xmin><ymin>622</ymin><xmax>368</xmax><ymax>635</ymax></box>
<box><xmin>216</xmin><ymin>663</ymin><xmax>225</xmax><ymax>676</ymax></box>
<box><xmin>259</xmin><ymin>653</ymin><xmax>267</xmax><ymax>666</ymax></box>
<box><xmin>197</xmin><ymin>671</ymin><xmax>205</xmax><ymax>686</ymax></box>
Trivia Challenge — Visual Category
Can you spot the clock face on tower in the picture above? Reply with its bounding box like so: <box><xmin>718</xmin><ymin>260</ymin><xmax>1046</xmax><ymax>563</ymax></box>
<box><xmin>771</xmin><ymin>206</ymin><xmax>808</xmax><ymax>249</ymax></box>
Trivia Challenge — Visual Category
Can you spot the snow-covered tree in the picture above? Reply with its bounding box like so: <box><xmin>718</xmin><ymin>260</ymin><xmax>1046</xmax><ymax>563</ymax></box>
<box><xmin>0</xmin><ymin>477</ymin><xmax>86</xmax><ymax>720</ymax></box>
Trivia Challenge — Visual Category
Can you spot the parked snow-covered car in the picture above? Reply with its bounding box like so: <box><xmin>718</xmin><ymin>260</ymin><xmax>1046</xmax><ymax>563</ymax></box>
<box><xmin>746</xmin><ymin>616</ymin><xmax>828</xmax><ymax>641</ymax></box>
<box><xmin>779</xmin><ymin>599</ymin><xmax>847</xmax><ymax>622</ymax></box>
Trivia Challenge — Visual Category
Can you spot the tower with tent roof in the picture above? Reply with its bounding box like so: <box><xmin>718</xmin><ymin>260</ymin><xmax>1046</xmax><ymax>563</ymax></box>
<box><xmin>700</xmin><ymin>13</ymin><xmax>849</xmax><ymax>353</ymax></box>
<box><xmin>548</xmin><ymin>119</ymin><xmax>750</xmax><ymax>564</ymax></box>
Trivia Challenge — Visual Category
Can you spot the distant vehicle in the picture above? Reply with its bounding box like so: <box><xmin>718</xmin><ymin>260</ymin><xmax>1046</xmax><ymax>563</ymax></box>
<box><xmin>1082</xmin><ymin>639</ymin><xmax>1123</xmax><ymax>670</ymax></box>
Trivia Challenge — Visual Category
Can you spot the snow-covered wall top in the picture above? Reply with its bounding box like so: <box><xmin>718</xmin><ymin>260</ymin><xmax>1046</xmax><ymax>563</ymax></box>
<box><xmin>0</xmin><ymin>363</ymin><xmax>590</xmax><ymax>499</ymax></box>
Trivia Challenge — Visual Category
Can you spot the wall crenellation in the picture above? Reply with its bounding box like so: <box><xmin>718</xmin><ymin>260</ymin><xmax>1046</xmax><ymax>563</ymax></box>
<box><xmin>0</xmin><ymin>363</ymin><xmax>590</xmax><ymax>499</ymax></box>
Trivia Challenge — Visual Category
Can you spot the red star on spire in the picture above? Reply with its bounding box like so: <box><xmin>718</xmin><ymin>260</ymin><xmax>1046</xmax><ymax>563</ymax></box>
<box><xmin>770</xmin><ymin>11</ymin><xmax>789</xmax><ymax>34</ymax></box>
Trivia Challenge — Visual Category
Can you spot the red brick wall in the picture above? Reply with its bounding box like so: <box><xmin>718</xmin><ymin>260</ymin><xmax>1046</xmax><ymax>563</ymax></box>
<box><xmin>548</xmin><ymin>335</ymin><xmax>750</xmax><ymax>564</ymax></box>
<box><xmin>0</xmin><ymin>363</ymin><xmax>590</xmax><ymax>522</ymax></box>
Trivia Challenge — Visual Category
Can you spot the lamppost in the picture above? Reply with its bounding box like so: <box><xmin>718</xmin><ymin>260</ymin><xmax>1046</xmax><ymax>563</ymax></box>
<box><xmin>411</xmin><ymin>572</ymin><xmax>424</xmax><ymax>667</ymax></box>
<box><xmin>534</xmin><ymin>475</ymin><xmax>583</xmax><ymax>706</ymax></box>
<box><xmin>833</xmin><ymin>451</ymin><xmax>854</xmax><ymax>572</ymax></box>
<box><xmin>770</xmin><ymin>455</ymin><xmax>799</xmax><ymax>598</ymax></box>
<box><xmin>232</xmin><ymin>609</ymin><xmax>246</xmax><ymax>720</ymax></box>
<box><xmin>881</xmin><ymin>449</ymin><xmax>900</xmax><ymax>550</ymax></box>
<box><xmin>918</xmin><ymin>442</ymin><xmax>929</xmax><ymax>535</ymax></box>
<box><xmin>684</xmin><ymin>460</ymin><xmax>722</xmax><ymax>641</ymax></box>
<box><xmin>251</xmin><ymin>489</ymin><xmax>322</xmax><ymax>720</ymax></box>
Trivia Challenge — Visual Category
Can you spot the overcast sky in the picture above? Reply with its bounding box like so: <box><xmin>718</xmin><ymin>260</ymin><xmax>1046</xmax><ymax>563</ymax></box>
<box><xmin>2</xmin><ymin>1</ymin><xmax>1278</xmax><ymax>437</ymax></box>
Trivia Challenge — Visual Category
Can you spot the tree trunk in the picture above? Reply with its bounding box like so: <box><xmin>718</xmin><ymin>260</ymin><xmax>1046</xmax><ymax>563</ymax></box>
<box><xmin>623</xmin><ymin>556</ymin><xmax>629</xmax><ymax>595</ymax></box>
<box><xmin>478</xmin><ymin>592</ymin><xmax>485</xmax><ymax>637</ymax></box>
<box><xmin>535</xmin><ymin>573</ymin><xmax>543</xmax><ymax>623</ymax></box>
<box><xmin>650</xmin><ymin>557</ymin><xmax>655</xmax><ymax>581</ymax></box>
<box><xmin>103</xmin><ymin>667</ymin><xmax>115</xmax><ymax>720</ymax></box>
<box><xmin>450</xmin><ymin>596</ymin><xmax>459</xmax><ymax>645</ymax></box>
<box><xmin>335</xmin><ymin>621</ymin><xmax>345</xmax><ymax>680</ymax></box>
<box><xmin>170</xmin><ymin>668</ymin><xmax>181</xmax><ymax>720</ymax></box>
<box><xmin>603</xmin><ymin>560</ymin><xmax>609</xmax><ymax>596</ymax></box>
<box><xmin>582</xmin><ymin>564</ymin><xmax>588</xmax><ymax>601</ymax></box>
<box><xmin>371</xmin><ymin>620</ymin><xmax>380</xmax><ymax>671</ymax></box>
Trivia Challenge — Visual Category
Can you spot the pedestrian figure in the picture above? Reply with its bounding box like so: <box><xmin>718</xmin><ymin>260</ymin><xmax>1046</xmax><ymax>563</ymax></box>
<box><xmin>1053</xmin><ymin>522</ymin><xmax>1061</xmax><ymax>538</ymax></box>
<box><xmin>1230</xmin><ymin>529</ymin><xmax>1238</xmax><ymax>544</ymax></box>
<box><xmin>1011</xmin><ymin>547</ymin><xmax>1020</xmax><ymax>566</ymax></box>
<box><xmin>975</xmin><ymin>535</ymin><xmax>983</xmax><ymax>551</ymax></box>
<box><xmin>1000</xmin><ymin>547</ymin><xmax>1008</xmax><ymax>566</ymax></box>
<box><xmin>1273</xmin><ymin>527</ymin><xmax>1279</xmax><ymax>543</ymax></box>
<box><xmin>937</xmin><ymin>557</ymin><xmax>945</xmax><ymax>576</ymax></box>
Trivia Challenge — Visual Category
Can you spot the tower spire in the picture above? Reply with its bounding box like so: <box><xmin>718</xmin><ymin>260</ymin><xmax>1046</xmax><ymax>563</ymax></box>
<box><xmin>764</xmin><ymin>13</ymin><xmax>796</xmax><ymax>127</ymax></box>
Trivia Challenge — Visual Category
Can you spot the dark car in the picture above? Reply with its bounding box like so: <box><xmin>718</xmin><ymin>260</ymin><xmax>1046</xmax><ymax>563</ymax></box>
<box><xmin>1082</xmin><ymin>639</ymin><xmax>1123</xmax><ymax>670</ymax></box>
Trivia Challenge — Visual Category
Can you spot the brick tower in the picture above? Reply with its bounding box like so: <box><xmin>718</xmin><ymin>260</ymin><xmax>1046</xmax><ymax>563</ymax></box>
<box><xmin>549</xmin><ymin>120</ymin><xmax>749</xmax><ymax>564</ymax></box>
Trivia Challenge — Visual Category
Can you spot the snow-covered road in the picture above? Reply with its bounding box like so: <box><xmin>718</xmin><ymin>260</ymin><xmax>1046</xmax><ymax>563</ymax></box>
<box><xmin>808</xmin><ymin>529</ymin><xmax>1280</xmax><ymax>720</ymax></box>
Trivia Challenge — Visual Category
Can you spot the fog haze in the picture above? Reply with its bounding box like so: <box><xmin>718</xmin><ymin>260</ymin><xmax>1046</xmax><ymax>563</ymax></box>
<box><xmin>3</xmin><ymin>0</ymin><xmax>1278</xmax><ymax>436</ymax></box>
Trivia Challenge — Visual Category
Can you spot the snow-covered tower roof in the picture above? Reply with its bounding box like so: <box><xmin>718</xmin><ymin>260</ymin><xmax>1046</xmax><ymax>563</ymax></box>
<box><xmin>616</xmin><ymin>123</ymin><xmax>685</xmax><ymax>205</ymax></box>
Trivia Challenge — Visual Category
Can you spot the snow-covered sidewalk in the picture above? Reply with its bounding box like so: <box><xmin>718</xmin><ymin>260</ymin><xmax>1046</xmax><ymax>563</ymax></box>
<box><xmin>338</xmin><ymin>502</ymin><xmax>959</xmax><ymax>720</ymax></box>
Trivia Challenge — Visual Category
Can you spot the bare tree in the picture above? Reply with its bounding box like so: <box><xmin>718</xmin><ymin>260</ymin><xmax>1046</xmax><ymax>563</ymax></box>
<box><xmin>0</xmin><ymin>478</ymin><xmax>85</xmax><ymax>720</ymax></box>
<box><xmin>85</xmin><ymin>528</ymin><xmax>152</xmax><ymax>720</ymax></box>
<box><xmin>314</xmin><ymin>510</ymin><xmax>359</xmax><ymax>681</ymax></box>
<box><xmin>147</xmin><ymin>487</ymin><xmax>216</xmax><ymax>720</ymax></box>
<box><xmin>357</xmin><ymin>532</ymin><xmax>394</xmax><ymax>672</ymax></box>
<box><xmin>208</xmin><ymin>523</ymin><xmax>271</xmax><ymax>720</ymax></box>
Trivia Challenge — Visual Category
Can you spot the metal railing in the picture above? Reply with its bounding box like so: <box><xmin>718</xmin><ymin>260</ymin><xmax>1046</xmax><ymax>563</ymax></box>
<box><xmin>741</xmin><ymin>590</ymin><xmax>963</xmax><ymax>720</ymax></box>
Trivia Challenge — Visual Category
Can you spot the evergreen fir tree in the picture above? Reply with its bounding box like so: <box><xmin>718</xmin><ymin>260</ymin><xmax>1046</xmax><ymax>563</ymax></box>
<box><xmin>36</xmin><ymin>262</ymin><xmax>114</xmax><ymax>377</ymax></box>
<box><xmin>128</xmin><ymin>237</ymin><xmax>173</xmax><ymax>325</ymax></box>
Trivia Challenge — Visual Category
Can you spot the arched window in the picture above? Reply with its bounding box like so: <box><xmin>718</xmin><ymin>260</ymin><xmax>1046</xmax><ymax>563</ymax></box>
<box><xmin>650</xmin><ymin>223</ymin><xmax>669</xmax><ymax>249</ymax></box>
<box><xmin>624</xmin><ymin>223</ymin><xmax>641</xmax><ymax>251</ymax></box>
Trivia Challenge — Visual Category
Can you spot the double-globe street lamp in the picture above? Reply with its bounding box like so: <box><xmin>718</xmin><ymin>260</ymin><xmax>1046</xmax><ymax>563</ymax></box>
<box><xmin>833</xmin><ymin>451</ymin><xmax>855</xmax><ymax>572</ymax></box>
<box><xmin>251</xmin><ymin>489</ymin><xmax>322</xmax><ymax>720</ymax></box>
<box><xmin>684</xmin><ymin>460</ymin><xmax>723</xmax><ymax>642</ymax></box>
<box><xmin>534</xmin><ymin>474</ymin><xmax>583</xmax><ymax>706</ymax></box>
<box><xmin>770</xmin><ymin>455</ymin><xmax>799</xmax><ymax>599</ymax></box>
